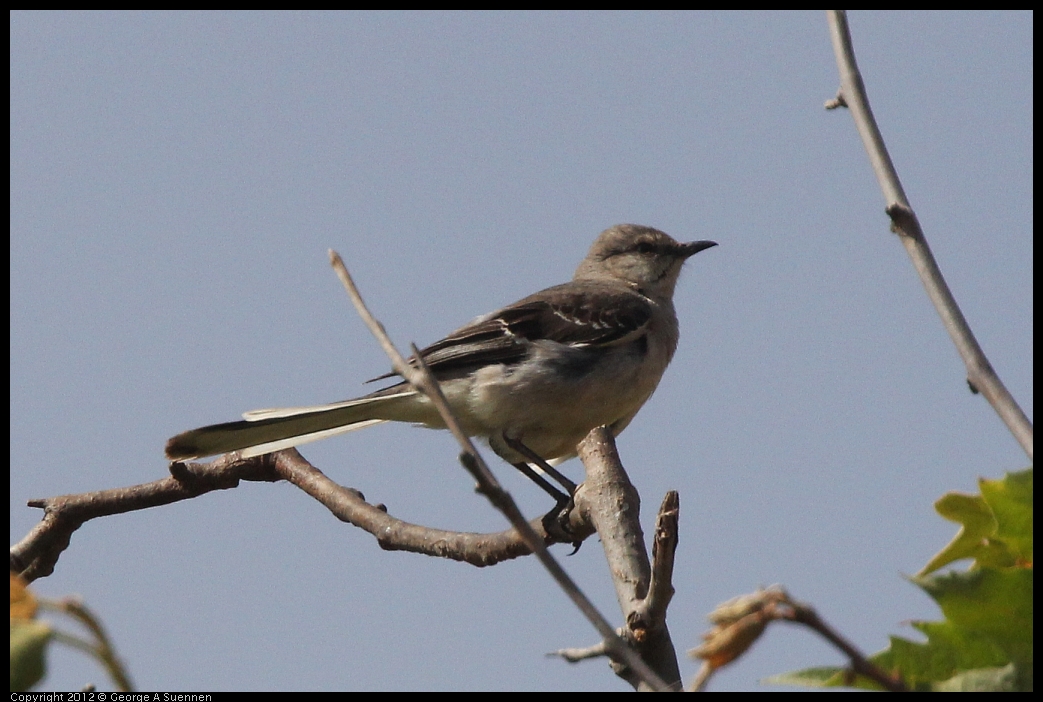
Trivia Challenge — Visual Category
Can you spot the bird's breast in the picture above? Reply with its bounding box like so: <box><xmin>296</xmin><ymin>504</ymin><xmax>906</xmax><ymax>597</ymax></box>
<box><xmin>465</xmin><ymin>325</ymin><xmax>677</xmax><ymax>461</ymax></box>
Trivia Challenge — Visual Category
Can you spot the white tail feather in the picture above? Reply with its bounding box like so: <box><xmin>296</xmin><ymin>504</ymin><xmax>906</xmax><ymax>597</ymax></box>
<box><xmin>238</xmin><ymin>419</ymin><xmax>388</xmax><ymax>458</ymax></box>
<box><xmin>241</xmin><ymin>391</ymin><xmax>417</xmax><ymax>421</ymax></box>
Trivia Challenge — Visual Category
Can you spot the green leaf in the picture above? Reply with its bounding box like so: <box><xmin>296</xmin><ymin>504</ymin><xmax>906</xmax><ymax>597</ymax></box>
<box><xmin>934</xmin><ymin>663</ymin><xmax>1019</xmax><ymax>691</ymax></box>
<box><xmin>921</xmin><ymin>492</ymin><xmax>1003</xmax><ymax>574</ymax></box>
<box><xmin>920</xmin><ymin>468</ymin><xmax>1033</xmax><ymax>575</ymax></box>
<box><xmin>979</xmin><ymin>469</ymin><xmax>1033</xmax><ymax>565</ymax></box>
<box><xmin>10</xmin><ymin>620</ymin><xmax>52</xmax><ymax>692</ymax></box>
<box><xmin>772</xmin><ymin>468</ymin><xmax>1033</xmax><ymax>691</ymax></box>
<box><xmin>913</xmin><ymin>567</ymin><xmax>1032</xmax><ymax>671</ymax></box>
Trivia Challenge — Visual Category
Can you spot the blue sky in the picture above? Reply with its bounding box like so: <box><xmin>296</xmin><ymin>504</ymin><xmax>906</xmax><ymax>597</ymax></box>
<box><xmin>11</xmin><ymin>11</ymin><xmax>1032</xmax><ymax>691</ymax></box>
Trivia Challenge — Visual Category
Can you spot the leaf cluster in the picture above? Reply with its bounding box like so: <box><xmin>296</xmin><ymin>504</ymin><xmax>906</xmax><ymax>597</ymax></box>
<box><xmin>774</xmin><ymin>468</ymin><xmax>1033</xmax><ymax>692</ymax></box>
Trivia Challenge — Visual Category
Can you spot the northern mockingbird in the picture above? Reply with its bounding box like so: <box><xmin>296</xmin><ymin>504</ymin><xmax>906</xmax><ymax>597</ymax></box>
<box><xmin>166</xmin><ymin>224</ymin><xmax>716</xmax><ymax>494</ymax></box>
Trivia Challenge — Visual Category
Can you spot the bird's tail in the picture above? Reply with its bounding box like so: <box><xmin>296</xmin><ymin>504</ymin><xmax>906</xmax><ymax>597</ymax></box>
<box><xmin>164</xmin><ymin>390</ymin><xmax>418</xmax><ymax>460</ymax></box>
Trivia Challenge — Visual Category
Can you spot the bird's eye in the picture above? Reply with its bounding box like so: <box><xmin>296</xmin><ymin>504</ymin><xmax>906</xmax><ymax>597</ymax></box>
<box><xmin>636</xmin><ymin>242</ymin><xmax>655</xmax><ymax>254</ymax></box>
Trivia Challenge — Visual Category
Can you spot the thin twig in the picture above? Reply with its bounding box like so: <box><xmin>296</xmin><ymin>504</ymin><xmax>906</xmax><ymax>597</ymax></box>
<box><xmin>825</xmin><ymin>10</ymin><xmax>1032</xmax><ymax>460</ymax></box>
<box><xmin>645</xmin><ymin>491</ymin><xmax>680</xmax><ymax>624</ymax></box>
<box><xmin>549</xmin><ymin>640</ymin><xmax>610</xmax><ymax>662</ymax></box>
<box><xmin>44</xmin><ymin>598</ymin><xmax>135</xmax><ymax>692</ymax></box>
<box><xmin>328</xmin><ymin>250</ymin><xmax>671</xmax><ymax>692</ymax></box>
<box><xmin>690</xmin><ymin>587</ymin><xmax>907</xmax><ymax>692</ymax></box>
<box><xmin>688</xmin><ymin>661</ymin><xmax>714</xmax><ymax>693</ymax></box>
<box><xmin>780</xmin><ymin>597</ymin><xmax>907</xmax><ymax>692</ymax></box>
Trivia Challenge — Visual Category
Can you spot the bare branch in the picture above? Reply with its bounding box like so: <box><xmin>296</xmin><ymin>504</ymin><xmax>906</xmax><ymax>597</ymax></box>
<box><xmin>271</xmin><ymin>448</ymin><xmax>573</xmax><ymax>565</ymax></box>
<box><xmin>780</xmin><ymin>595</ymin><xmax>907</xmax><ymax>691</ymax></box>
<box><xmin>645</xmin><ymin>491</ymin><xmax>680</xmax><ymax>624</ymax></box>
<box><xmin>11</xmin><ymin>449</ymin><xmax>591</xmax><ymax>583</ymax></box>
<box><xmin>11</xmin><ymin>453</ymin><xmax>281</xmax><ymax>581</ymax></box>
<box><xmin>825</xmin><ymin>10</ymin><xmax>1032</xmax><ymax>460</ymax></box>
<box><xmin>548</xmin><ymin>640</ymin><xmax>610</xmax><ymax>663</ymax></box>
<box><xmin>576</xmin><ymin>428</ymin><xmax>682</xmax><ymax>690</ymax></box>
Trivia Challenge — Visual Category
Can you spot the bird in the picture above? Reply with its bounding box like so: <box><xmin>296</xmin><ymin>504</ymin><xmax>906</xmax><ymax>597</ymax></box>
<box><xmin>165</xmin><ymin>224</ymin><xmax>716</xmax><ymax>494</ymax></box>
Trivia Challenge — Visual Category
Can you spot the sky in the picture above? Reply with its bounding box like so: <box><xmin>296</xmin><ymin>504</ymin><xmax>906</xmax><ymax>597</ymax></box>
<box><xmin>10</xmin><ymin>10</ymin><xmax>1032</xmax><ymax>692</ymax></box>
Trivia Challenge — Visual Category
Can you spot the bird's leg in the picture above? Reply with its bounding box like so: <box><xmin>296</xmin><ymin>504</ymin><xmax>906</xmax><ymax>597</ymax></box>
<box><xmin>510</xmin><ymin>461</ymin><xmax>571</xmax><ymax>504</ymax></box>
<box><xmin>504</xmin><ymin>436</ymin><xmax>583</xmax><ymax>548</ymax></box>
<box><xmin>502</xmin><ymin>434</ymin><xmax>578</xmax><ymax>496</ymax></box>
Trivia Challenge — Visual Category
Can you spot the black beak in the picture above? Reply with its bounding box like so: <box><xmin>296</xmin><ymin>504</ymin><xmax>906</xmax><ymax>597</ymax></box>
<box><xmin>681</xmin><ymin>240</ymin><xmax>718</xmax><ymax>259</ymax></box>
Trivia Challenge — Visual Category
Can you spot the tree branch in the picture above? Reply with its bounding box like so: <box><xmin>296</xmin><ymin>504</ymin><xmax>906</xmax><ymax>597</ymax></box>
<box><xmin>12</xmin><ymin>450</ymin><xmax>586</xmax><ymax>581</ymax></box>
<box><xmin>825</xmin><ymin>10</ymin><xmax>1032</xmax><ymax>460</ymax></box>
<box><xmin>272</xmin><ymin>448</ymin><xmax>579</xmax><ymax>565</ymax></box>
<box><xmin>11</xmin><ymin>453</ymin><xmax>279</xmax><ymax>581</ymax></box>
<box><xmin>570</xmin><ymin>428</ymin><xmax>682</xmax><ymax>690</ymax></box>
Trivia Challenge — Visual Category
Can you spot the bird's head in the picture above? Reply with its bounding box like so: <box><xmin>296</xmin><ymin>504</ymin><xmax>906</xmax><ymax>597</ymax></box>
<box><xmin>574</xmin><ymin>224</ymin><xmax>717</xmax><ymax>299</ymax></box>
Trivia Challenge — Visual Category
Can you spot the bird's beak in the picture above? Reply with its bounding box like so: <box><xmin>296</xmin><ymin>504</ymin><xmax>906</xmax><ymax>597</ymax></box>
<box><xmin>681</xmin><ymin>240</ymin><xmax>718</xmax><ymax>259</ymax></box>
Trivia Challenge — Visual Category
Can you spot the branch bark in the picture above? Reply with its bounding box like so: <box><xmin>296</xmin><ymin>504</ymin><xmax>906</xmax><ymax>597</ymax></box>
<box><xmin>559</xmin><ymin>428</ymin><xmax>682</xmax><ymax>690</ymax></box>
<box><xmin>11</xmin><ymin>450</ymin><xmax>583</xmax><ymax>581</ymax></box>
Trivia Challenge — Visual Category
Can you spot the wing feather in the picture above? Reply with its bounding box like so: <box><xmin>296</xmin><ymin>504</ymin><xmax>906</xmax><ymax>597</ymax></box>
<box><xmin>369</xmin><ymin>282</ymin><xmax>653</xmax><ymax>381</ymax></box>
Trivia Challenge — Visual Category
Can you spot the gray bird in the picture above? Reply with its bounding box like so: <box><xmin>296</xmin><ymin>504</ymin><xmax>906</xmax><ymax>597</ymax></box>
<box><xmin>166</xmin><ymin>224</ymin><xmax>716</xmax><ymax>493</ymax></box>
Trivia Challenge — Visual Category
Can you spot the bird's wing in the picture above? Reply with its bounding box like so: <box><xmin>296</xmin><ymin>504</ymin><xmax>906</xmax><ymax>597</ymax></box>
<box><xmin>369</xmin><ymin>283</ymin><xmax>654</xmax><ymax>381</ymax></box>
